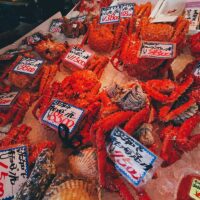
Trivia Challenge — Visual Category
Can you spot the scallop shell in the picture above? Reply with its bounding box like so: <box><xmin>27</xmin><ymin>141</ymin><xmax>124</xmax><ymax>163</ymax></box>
<box><xmin>44</xmin><ymin>179</ymin><xmax>97</xmax><ymax>200</ymax></box>
<box><xmin>68</xmin><ymin>147</ymin><xmax>97</xmax><ymax>180</ymax></box>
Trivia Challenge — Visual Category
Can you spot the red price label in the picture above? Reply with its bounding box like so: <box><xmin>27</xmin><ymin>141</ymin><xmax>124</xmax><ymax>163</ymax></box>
<box><xmin>16</xmin><ymin>65</ymin><xmax>36</xmax><ymax>73</ymax></box>
<box><xmin>120</xmin><ymin>3</ymin><xmax>134</xmax><ymax>18</ymax></box>
<box><xmin>0</xmin><ymin>162</ymin><xmax>8</xmax><ymax>197</ymax></box>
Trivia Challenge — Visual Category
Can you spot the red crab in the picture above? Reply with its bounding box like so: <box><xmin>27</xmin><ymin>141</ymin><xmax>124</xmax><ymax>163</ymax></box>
<box><xmin>0</xmin><ymin>55</ymin><xmax>58</xmax><ymax>94</ymax></box>
<box><xmin>89</xmin><ymin>82</ymin><xmax>157</xmax><ymax>200</ymax></box>
<box><xmin>0</xmin><ymin>91</ymin><xmax>36</xmax><ymax>129</ymax></box>
<box><xmin>189</xmin><ymin>32</ymin><xmax>200</xmax><ymax>58</ymax></box>
<box><xmin>111</xmin><ymin>16</ymin><xmax>189</xmax><ymax>80</ymax></box>
<box><xmin>0</xmin><ymin>124</ymin><xmax>56</xmax><ymax>166</ymax></box>
<box><xmin>34</xmin><ymin>38</ymin><xmax>69</xmax><ymax>61</ymax></box>
<box><xmin>32</xmin><ymin>70</ymin><xmax>101</xmax><ymax>144</ymax></box>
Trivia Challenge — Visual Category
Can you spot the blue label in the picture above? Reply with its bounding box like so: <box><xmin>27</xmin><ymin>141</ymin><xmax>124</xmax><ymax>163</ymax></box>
<box><xmin>107</xmin><ymin>127</ymin><xmax>157</xmax><ymax>187</ymax></box>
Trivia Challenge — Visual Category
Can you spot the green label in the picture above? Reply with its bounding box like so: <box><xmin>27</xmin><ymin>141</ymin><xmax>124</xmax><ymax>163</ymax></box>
<box><xmin>189</xmin><ymin>178</ymin><xmax>200</xmax><ymax>200</ymax></box>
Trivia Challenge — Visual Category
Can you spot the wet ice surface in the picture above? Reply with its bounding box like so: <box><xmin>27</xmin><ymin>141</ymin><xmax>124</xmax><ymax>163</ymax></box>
<box><xmin>21</xmin><ymin>45</ymin><xmax>200</xmax><ymax>200</ymax></box>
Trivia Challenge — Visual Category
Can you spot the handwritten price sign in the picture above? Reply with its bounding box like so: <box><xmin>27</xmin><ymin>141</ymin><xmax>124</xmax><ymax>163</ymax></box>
<box><xmin>120</xmin><ymin>3</ymin><xmax>134</xmax><ymax>18</ymax></box>
<box><xmin>107</xmin><ymin>127</ymin><xmax>158</xmax><ymax>187</ymax></box>
<box><xmin>185</xmin><ymin>8</ymin><xmax>200</xmax><ymax>31</ymax></box>
<box><xmin>0</xmin><ymin>146</ymin><xmax>28</xmax><ymax>200</ymax></box>
<box><xmin>49</xmin><ymin>19</ymin><xmax>63</xmax><ymax>33</ymax></box>
<box><xmin>64</xmin><ymin>47</ymin><xmax>92</xmax><ymax>69</ymax></box>
<box><xmin>100</xmin><ymin>6</ymin><xmax>120</xmax><ymax>24</ymax></box>
<box><xmin>139</xmin><ymin>41</ymin><xmax>176</xmax><ymax>59</ymax></box>
<box><xmin>26</xmin><ymin>33</ymin><xmax>44</xmax><ymax>45</ymax></box>
<box><xmin>41</xmin><ymin>99</ymin><xmax>84</xmax><ymax>133</ymax></box>
<box><xmin>194</xmin><ymin>62</ymin><xmax>200</xmax><ymax>77</ymax></box>
<box><xmin>0</xmin><ymin>92</ymin><xmax>19</xmax><ymax>107</ymax></box>
<box><xmin>13</xmin><ymin>57</ymin><xmax>43</xmax><ymax>76</ymax></box>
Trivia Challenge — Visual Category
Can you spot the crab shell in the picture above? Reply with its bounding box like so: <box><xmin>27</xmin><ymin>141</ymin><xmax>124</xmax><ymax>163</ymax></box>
<box><xmin>45</xmin><ymin>179</ymin><xmax>97</xmax><ymax>200</ymax></box>
<box><xmin>68</xmin><ymin>147</ymin><xmax>97</xmax><ymax>180</ymax></box>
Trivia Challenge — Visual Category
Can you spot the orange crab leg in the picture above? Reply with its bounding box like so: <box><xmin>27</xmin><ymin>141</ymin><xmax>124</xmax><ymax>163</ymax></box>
<box><xmin>124</xmin><ymin>106</ymin><xmax>149</xmax><ymax>135</ymax></box>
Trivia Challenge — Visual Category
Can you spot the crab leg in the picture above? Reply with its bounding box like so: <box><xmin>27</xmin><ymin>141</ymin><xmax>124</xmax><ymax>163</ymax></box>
<box><xmin>124</xmin><ymin>106</ymin><xmax>149</xmax><ymax>135</ymax></box>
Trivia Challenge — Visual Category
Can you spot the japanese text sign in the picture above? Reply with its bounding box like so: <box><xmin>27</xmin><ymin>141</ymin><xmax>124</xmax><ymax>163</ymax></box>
<box><xmin>189</xmin><ymin>178</ymin><xmax>200</xmax><ymax>200</ymax></box>
<box><xmin>107</xmin><ymin>127</ymin><xmax>158</xmax><ymax>187</ymax></box>
<box><xmin>120</xmin><ymin>3</ymin><xmax>134</xmax><ymax>18</ymax></box>
<box><xmin>100</xmin><ymin>6</ymin><xmax>120</xmax><ymax>24</ymax></box>
<box><xmin>0</xmin><ymin>145</ymin><xmax>28</xmax><ymax>200</ymax></box>
<box><xmin>0</xmin><ymin>92</ymin><xmax>19</xmax><ymax>107</ymax></box>
<box><xmin>13</xmin><ymin>57</ymin><xmax>43</xmax><ymax>76</ymax></box>
<box><xmin>70</xmin><ymin>15</ymin><xmax>87</xmax><ymax>22</ymax></box>
<box><xmin>49</xmin><ymin>19</ymin><xmax>63</xmax><ymax>33</ymax></box>
<box><xmin>64</xmin><ymin>46</ymin><xmax>92</xmax><ymax>69</ymax></box>
<box><xmin>41</xmin><ymin>99</ymin><xmax>84</xmax><ymax>133</ymax></box>
<box><xmin>194</xmin><ymin>62</ymin><xmax>200</xmax><ymax>77</ymax></box>
<box><xmin>139</xmin><ymin>41</ymin><xmax>176</xmax><ymax>59</ymax></box>
<box><xmin>26</xmin><ymin>32</ymin><xmax>44</xmax><ymax>45</ymax></box>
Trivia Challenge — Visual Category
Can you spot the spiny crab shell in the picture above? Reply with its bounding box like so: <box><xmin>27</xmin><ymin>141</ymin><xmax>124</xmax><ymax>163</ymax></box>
<box><xmin>107</xmin><ymin>81</ymin><xmax>147</xmax><ymax>111</ymax></box>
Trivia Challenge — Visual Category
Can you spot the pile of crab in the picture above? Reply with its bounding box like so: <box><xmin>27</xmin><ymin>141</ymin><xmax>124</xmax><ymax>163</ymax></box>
<box><xmin>30</xmin><ymin>68</ymin><xmax>200</xmax><ymax>200</ymax></box>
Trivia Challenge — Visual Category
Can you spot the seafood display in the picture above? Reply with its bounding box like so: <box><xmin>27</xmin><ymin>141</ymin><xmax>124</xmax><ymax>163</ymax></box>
<box><xmin>0</xmin><ymin>1</ymin><xmax>200</xmax><ymax>200</ymax></box>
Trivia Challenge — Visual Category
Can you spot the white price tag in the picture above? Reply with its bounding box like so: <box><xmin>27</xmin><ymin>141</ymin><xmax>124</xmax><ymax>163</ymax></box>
<box><xmin>139</xmin><ymin>41</ymin><xmax>176</xmax><ymax>59</ymax></box>
<box><xmin>26</xmin><ymin>33</ymin><xmax>44</xmax><ymax>45</ymax></box>
<box><xmin>41</xmin><ymin>99</ymin><xmax>84</xmax><ymax>133</ymax></box>
<box><xmin>107</xmin><ymin>127</ymin><xmax>158</xmax><ymax>187</ymax></box>
<box><xmin>194</xmin><ymin>62</ymin><xmax>200</xmax><ymax>77</ymax></box>
<box><xmin>185</xmin><ymin>8</ymin><xmax>200</xmax><ymax>31</ymax></box>
<box><xmin>64</xmin><ymin>47</ymin><xmax>92</xmax><ymax>69</ymax></box>
<box><xmin>100</xmin><ymin>6</ymin><xmax>120</xmax><ymax>24</ymax></box>
<box><xmin>49</xmin><ymin>19</ymin><xmax>63</xmax><ymax>33</ymax></box>
<box><xmin>0</xmin><ymin>146</ymin><xmax>28</xmax><ymax>200</ymax></box>
<box><xmin>13</xmin><ymin>57</ymin><xmax>43</xmax><ymax>76</ymax></box>
<box><xmin>0</xmin><ymin>92</ymin><xmax>19</xmax><ymax>107</ymax></box>
<box><xmin>120</xmin><ymin>3</ymin><xmax>134</xmax><ymax>18</ymax></box>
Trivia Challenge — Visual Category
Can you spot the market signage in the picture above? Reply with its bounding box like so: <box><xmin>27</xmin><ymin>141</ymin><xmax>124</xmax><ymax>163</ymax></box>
<box><xmin>100</xmin><ymin>6</ymin><xmax>120</xmax><ymax>24</ymax></box>
<box><xmin>120</xmin><ymin>3</ymin><xmax>134</xmax><ymax>18</ymax></box>
<box><xmin>26</xmin><ymin>33</ymin><xmax>44</xmax><ymax>45</ymax></box>
<box><xmin>107</xmin><ymin>127</ymin><xmax>158</xmax><ymax>187</ymax></box>
<box><xmin>189</xmin><ymin>178</ymin><xmax>200</xmax><ymax>200</ymax></box>
<box><xmin>49</xmin><ymin>19</ymin><xmax>63</xmax><ymax>33</ymax></box>
<box><xmin>13</xmin><ymin>57</ymin><xmax>43</xmax><ymax>76</ymax></box>
<box><xmin>0</xmin><ymin>145</ymin><xmax>28</xmax><ymax>200</ymax></box>
<box><xmin>64</xmin><ymin>46</ymin><xmax>92</xmax><ymax>69</ymax></box>
<box><xmin>0</xmin><ymin>92</ymin><xmax>19</xmax><ymax>107</ymax></box>
<box><xmin>139</xmin><ymin>41</ymin><xmax>176</xmax><ymax>59</ymax></box>
<box><xmin>41</xmin><ymin>99</ymin><xmax>84</xmax><ymax>133</ymax></box>
<box><xmin>194</xmin><ymin>62</ymin><xmax>200</xmax><ymax>77</ymax></box>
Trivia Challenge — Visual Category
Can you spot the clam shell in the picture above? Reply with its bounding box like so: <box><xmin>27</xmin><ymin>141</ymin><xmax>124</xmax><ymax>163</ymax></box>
<box><xmin>45</xmin><ymin>179</ymin><xmax>97</xmax><ymax>200</ymax></box>
<box><xmin>68</xmin><ymin>147</ymin><xmax>97</xmax><ymax>180</ymax></box>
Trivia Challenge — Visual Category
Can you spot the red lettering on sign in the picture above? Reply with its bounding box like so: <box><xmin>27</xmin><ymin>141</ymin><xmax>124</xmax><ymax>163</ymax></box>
<box><xmin>0</xmin><ymin>162</ymin><xmax>8</xmax><ymax>197</ymax></box>
<box><xmin>17</xmin><ymin>65</ymin><xmax>36</xmax><ymax>73</ymax></box>
<box><xmin>67</xmin><ymin>54</ymin><xmax>86</xmax><ymax>67</ymax></box>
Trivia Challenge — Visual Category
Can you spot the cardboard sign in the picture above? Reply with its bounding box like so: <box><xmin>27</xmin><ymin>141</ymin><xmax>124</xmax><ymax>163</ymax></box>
<box><xmin>41</xmin><ymin>99</ymin><xmax>84</xmax><ymax>133</ymax></box>
<box><xmin>139</xmin><ymin>41</ymin><xmax>176</xmax><ymax>59</ymax></box>
<box><xmin>13</xmin><ymin>57</ymin><xmax>43</xmax><ymax>76</ymax></box>
<box><xmin>100</xmin><ymin>6</ymin><xmax>120</xmax><ymax>24</ymax></box>
<box><xmin>194</xmin><ymin>62</ymin><xmax>200</xmax><ymax>77</ymax></box>
<box><xmin>0</xmin><ymin>145</ymin><xmax>28</xmax><ymax>200</ymax></box>
<box><xmin>120</xmin><ymin>3</ymin><xmax>134</xmax><ymax>18</ymax></box>
<box><xmin>26</xmin><ymin>33</ymin><xmax>44</xmax><ymax>45</ymax></box>
<box><xmin>107</xmin><ymin>127</ymin><xmax>158</xmax><ymax>187</ymax></box>
<box><xmin>49</xmin><ymin>19</ymin><xmax>63</xmax><ymax>33</ymax></box>
<box><xmin>189</xmin><ymin>178</ymin><xmax>200</xmax><ymax>200</ymax></box>
<box><xmin>64</xmin><ymin>46</ymin><xmax>92</xmax><ymax>69</ymax></box>
<box><xmin>0</xmin><ymin>92</ymin><xmax>19</xmax><ymax>107</ymax></box>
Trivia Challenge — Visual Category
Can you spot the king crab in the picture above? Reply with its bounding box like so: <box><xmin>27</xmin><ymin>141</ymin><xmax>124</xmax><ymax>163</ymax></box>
<box><xmin>111</xmin><ymin>17</ymin><xmax>189</xmax><ymax>80</ymax></box>
<box><xmin>0</xmin><ymin>55</ymin><xmax>58</xmax><ymax>94</ymax></box>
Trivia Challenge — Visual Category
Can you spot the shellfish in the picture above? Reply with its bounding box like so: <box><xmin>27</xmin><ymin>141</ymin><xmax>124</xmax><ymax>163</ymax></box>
<box><xmin>43</xmin><ymin>179</ymin><xmax>97</xmax><ymax>200</ymax></box>
<box><xmin>68</xmin><ymin>147</ymin><xmax>97</xmax><ymax>180</ymax></box>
